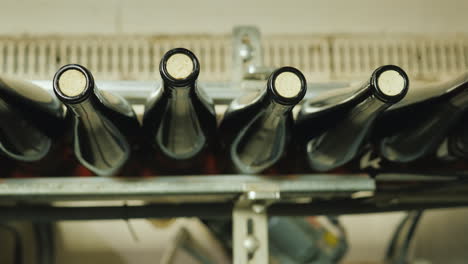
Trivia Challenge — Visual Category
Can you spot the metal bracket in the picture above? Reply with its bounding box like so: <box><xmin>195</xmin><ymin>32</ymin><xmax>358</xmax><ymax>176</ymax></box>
<box><xmin>232</xmin><ymin>26</ymin><xmax>266</xmax><ymax>83</ymax></box>
<box><xmin>233</xmin><ymin>183</ymin><xmax>280</xmax><ymax>264</ymax></box>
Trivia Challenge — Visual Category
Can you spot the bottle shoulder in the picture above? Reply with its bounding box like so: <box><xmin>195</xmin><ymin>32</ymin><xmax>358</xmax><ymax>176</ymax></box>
<box><xmin>0</xmin><ymin>76</ymin><xmax>66</xmax><ymax>120</ymax></box>
<box><xmin>72</xmin><ymin>90</ymin><xmax>141</xmax><ymax>139</ymax></box>
<box><xmin>388</xmin><ymin>72</ymin><xmax>468</xmax><ymax>112</ymax></box>
<box><xmin>220</xmin><ymin>89</ymin><xmax>268</xmax><ymax>129</ymax></box>
<box><xmin>220</xmin><ymin>91</ymin><xmax>294</xmax><ymax>146</ymax></box>
<box><xmin>298</xmin><ymin>82</ymin><xmax>370</xmax><ymax>121</ymax></box>
<box><xmin>142</xmin><ymin>85</ymin><xmax>217</xmax><ymax>126</ymax></box>
<box><xmin>94</xmin><ymin>89</ymin><xmax>137</xmax><ymax>119</ymax></box>
<box><xmin>224</xmin><ymin>89</ymin><xmax>265</xmax><ymax>115</ymax></box>
<box><xmin>194</xmin><ymin>84</ymin><xmax>216</xmax><ymax>116</ymax></box>
<box><xmin>296</xmin><ymin>83</ymin><xmax>370</xmax><ymax>130</ymax></box>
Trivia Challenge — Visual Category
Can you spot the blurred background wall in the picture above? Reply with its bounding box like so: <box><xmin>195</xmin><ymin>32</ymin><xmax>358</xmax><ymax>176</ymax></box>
<box><xmin>1</xmin><ymin>0</ymin><xmax>468</xmax><ymax>35</ymax></box>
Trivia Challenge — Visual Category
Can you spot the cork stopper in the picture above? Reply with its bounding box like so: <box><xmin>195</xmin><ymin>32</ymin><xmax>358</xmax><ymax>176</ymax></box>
<box><xmin>57</xmin><ymin>69</ymin><xmax>88</xmax><ymax>97</ymax></box>
<box><xmin>166</xmin><ymin>53</ymin><xmax>194</xmax><ymax>80</ymax></box>
<box><xmin>274</xmin><ymin>71</ymin><xmax>302</xmax><ymax>98</ymax></box>
<box><xmin>377</xmin><ymin>69</ymin><xmax>406</xmax><ymax>96</ymax></box>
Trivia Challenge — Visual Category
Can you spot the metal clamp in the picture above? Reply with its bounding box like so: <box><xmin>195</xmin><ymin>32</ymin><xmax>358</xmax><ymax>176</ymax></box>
<box><xmin>233</xmin><ymin>183</ymin><xmax>280</xmax><ymax>264</ymax></box>
<box><xmin>232</xmin><ymin>26</ymin><xmax>270</xmax><ymax>83</ymax></box>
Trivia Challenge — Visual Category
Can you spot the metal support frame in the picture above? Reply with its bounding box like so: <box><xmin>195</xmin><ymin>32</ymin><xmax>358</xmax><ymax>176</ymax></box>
<box><xmin>232</xmin><ymin>26</ymin><xmax>263</xmax><ymax>82</ymax></box>
<box><xmin>233</xmin><ymin>184</ymin><xmax>280</xmax><ymax>264</ymax></box>
<box><xmin>34</xmin><ymin>222</ymin><xmax>55</xmax><ymax>264</ymax></box>
<box><xmin>232</xmin><ymin>26</ymin><xmax>266</xmax><ymax>83</ymax></box>
<box><xmin>232</xmin><ymin>26</ymin><xmax>280</xmax><ymax>85</ymax></box>
<box><xmin>385</xmin><ymin>211</ymin><xmax>424</xmax><ymax>264</ymax></box>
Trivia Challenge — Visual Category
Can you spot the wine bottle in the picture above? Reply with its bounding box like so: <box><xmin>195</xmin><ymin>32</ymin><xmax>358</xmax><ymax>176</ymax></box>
<box><xmin>0</xmin><ymin>76</ymin><xmax>65</xmax><ymax>163</ymax></box>
<box><xmin>0</xmin><ymin>75</ymin><xmax>68</xmax><ymax>178</ymax></box>
<box><xmin>219</xmin><ymin>66</ymin><xmax>307</xmax><ymax>174</ymax></box>
<box><xmin>53</xmin><ymin>64</ymin><xmax>141</xmax><ymax>176</ymax></box>
<box><xmin>377</xmin><ymin>72</ymin><xmax>468</xmax><ymax>163</ymax></box>
<box><xmin>0</xmin><ymin>76</ymin><xmax>69</xmax><ymax>177</ymax></box>
<box><xmin>296</xmin><ymin>65</ymin><xmax>409</xmax><ymax>172</ymax></box>
<box><xmin>142</xmin><ymin>48</ymin><xmax>217</xmax><ymax>174</ymax></box>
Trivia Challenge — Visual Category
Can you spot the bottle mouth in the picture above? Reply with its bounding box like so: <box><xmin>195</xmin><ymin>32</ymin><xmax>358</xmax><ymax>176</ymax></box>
<box><xmin>160</xmin><ymin>48</ymin><xmax>200</xmax><ymax>87</ymax></box>
<box><xmin>371</xmin><ymin>65</ymin><xmax>409</xmax><ymax>104</ymax></box>
<box><xmin>267</xmin><ymin>66</ymin><xmax>307</xmax><ymax>105</ymax></box>
<box><xmin>53</xmin><ymin>64</ymin><xmax>94</xmax><ymax>104</ymax></box>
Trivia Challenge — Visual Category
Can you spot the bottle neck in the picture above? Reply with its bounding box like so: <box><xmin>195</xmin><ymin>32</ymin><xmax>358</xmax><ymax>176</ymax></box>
<box><xmin>65</xmin><ymin>91</ymin><xmax>130</xmax><ymax>176</ymax></box>
<box><xmin>154</xmin><ymin>79</ymin><xmax>206</xmax><ymax>160</ymax></box>
<box><xmin>66</xmin><ymin>94</ymin><xmax>100</xmax><ymax>118</ymax></box>
<box><xmin>266</xmin><ymin>98</ymin><xmax>295</xmax><ymax>113</ymax></box>
<box><xmin>162</xmin><ymin>80</ymin><xmax>195</xmax><ymax>98</ymax></box>
<box><xmin>260</xmin><ymin>98</ymin><xmax>294</xmax><ymax>128</ymax></box>
<box><xmin>351</xmin><ymin>93</ymin><xmax>389</xmax><ymax>121</ymax></box>
<box><xmin>307</xmin><ymin>92</ymin><xmax>391</xmax><ymax>171</ymax></box>
<box><xmin>230</xmin><ymin>96</ymin><xmax>294</xmax><ymax>174</ymax></box>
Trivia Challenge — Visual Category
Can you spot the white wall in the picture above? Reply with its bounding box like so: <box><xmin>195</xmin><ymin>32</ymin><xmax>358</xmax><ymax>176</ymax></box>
<box><xmin>1</xmin><ymin>0</ymin><xmax>468</xmax><ymax>35</ymax></box>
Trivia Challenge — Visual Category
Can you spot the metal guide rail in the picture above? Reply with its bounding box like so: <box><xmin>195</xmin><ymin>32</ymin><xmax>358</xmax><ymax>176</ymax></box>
<box><xmin>0</xmin><ymin>173</ymin><xmax>467</xmax><ymax>216</ymax></box>
<box><xmin>0</xmin><ymin>174</ymin><xmax>373</xmax><ymax>203</ymax></box>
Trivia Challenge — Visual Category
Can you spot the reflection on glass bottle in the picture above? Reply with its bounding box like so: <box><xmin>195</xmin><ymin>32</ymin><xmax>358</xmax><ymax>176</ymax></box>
<box><xmin>142</xmin><ymin>48</ymin><xmax>217</xmax><ymax>174</ymax></box>
<box><xmin>219</xmin><ymin>67</ymin><xmax>307</xmax><ymax>174</ymax></box>
<box><xmin>53</xmin><ymin>64</ymin><xmax>141</xmax><ymax>176</ymax></box>
<box><xmin>438</xmin><ymin>115</ymin><xmax>468</xmax><ymax>162</ymax></box>
<box><xmin>296</xmin><ymin>65</ymin><xmax>409</xmax><ymax>172</ymax></box>
<box><xmin>377</xmin><ymin>72</ymin><xmax>468</xmax><ymax>164</ymax></box>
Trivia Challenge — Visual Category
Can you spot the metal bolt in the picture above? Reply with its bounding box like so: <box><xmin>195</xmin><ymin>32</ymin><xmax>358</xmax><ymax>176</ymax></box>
<box><xmin>239</xmin><ymin>35</ymin><xmax>253</xmax><ymax>62</ymax></box>
<box><xmin>389</xmin><ymin>198</ymin><xmax>400</xmax><ymax>205</ymax></box>
<box><xmin>251</xmin><ymin>203</ymin><xmax>265</xmax><ymax>214</ymax></box>
<box><xmin>243</xmin><ymin>235</ymin><xmax>259</xmax><ymax>253</ymax></box>
<box><xmin>247</xmin><ymin>191</ymin><xmax>257</xmax><ymax>200</ymax></box>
